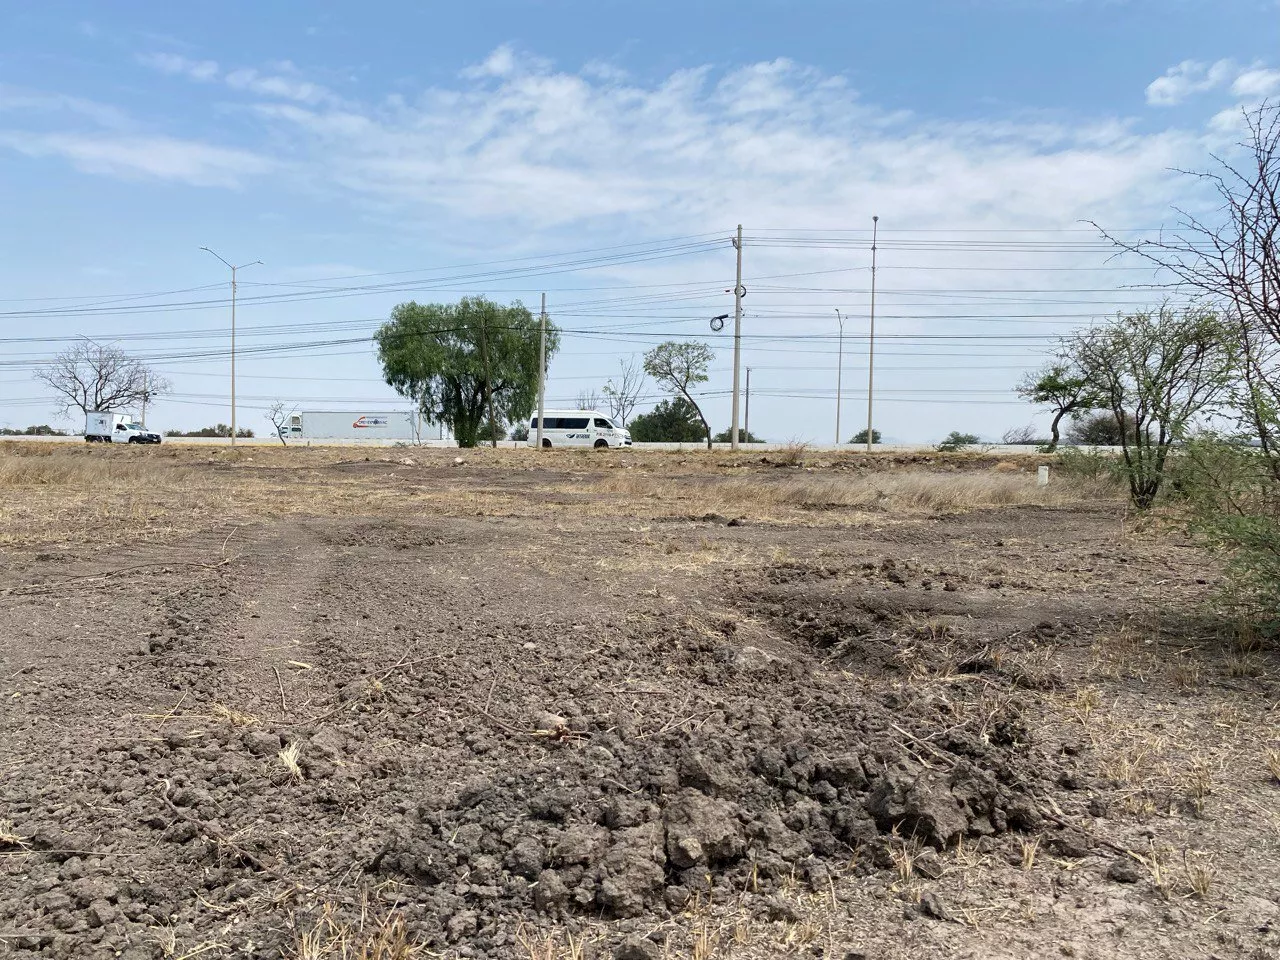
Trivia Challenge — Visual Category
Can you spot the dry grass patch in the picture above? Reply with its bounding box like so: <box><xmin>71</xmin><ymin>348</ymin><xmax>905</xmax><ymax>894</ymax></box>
<box><xmin>292</xmin><ymin>902</ymin><xmax>421</xmax><ymax>960</ymax></box>
<box><xmin>590</xmin><ymin>469</ymin><xmax>1120</xmax><ymax>517</ymax></box>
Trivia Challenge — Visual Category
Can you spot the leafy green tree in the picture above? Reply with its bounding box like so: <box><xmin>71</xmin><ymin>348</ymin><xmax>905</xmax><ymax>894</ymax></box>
<box><xmin>849</xmin><ymin>428</ymin><xmax>882</xmax><ymax>445</ymax></box>
<box><xmin>628</xmin><ymin>399</ymin><xmax>706</xmax><ymax>443</ymax></box>
<box><xmin>1016</xmin><ymin>362</ymin><xmax>1104</xmax><ymax>452</ymax></box>
<box><xmin>510</xmin><ymin>422</ymin><xmax>529</xmax><ymax>442</ymax></box>
<box><xmin>1067</xmin><ymin>306</ymin><xmax>1236</xmax><ymax>508</ymax></box>
<box><xmin>643</xmin><ymin>341</ymin><xmax>714</xmax><ymax>450</ymax></box>
<box><xmin>936</xmin><ymin>431</ymin><xmax>980</xmax><ymax>452</ymax></box>
<box><xmin>375</xmin><ymin>298</ymin><xmax>558</xmax><ymax>448</ymax></box>
<box><xmin>712</xmin><ymin>427</ymin><xmax>764</xmax><ymax>443</ymax></box>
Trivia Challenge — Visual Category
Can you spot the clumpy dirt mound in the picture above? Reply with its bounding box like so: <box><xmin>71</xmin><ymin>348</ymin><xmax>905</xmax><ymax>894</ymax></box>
<box><xmin>363</xmin><ymin>662</ymin><xmax>1063</xmax><ymax>950</ymax></box>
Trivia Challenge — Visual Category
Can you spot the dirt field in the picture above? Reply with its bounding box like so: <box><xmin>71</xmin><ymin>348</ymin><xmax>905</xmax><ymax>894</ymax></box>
<box><xmin>1</xmin><ymin>442</ymin><xmax>1277</xmax><ymax>960</ymax></box>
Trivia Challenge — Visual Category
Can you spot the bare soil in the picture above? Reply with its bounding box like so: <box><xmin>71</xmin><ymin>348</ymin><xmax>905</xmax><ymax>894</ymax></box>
<box><xmin>0</xmin><ymin>444</ymin><xmax>1277</xmax><ymax>960</ymax></box>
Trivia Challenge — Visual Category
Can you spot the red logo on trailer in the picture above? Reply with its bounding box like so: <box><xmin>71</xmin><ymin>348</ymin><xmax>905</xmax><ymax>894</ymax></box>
<box><xmin>352</xmin><ymin>416</ymin><xmax>390</xmax><ymax>429</ymax></box>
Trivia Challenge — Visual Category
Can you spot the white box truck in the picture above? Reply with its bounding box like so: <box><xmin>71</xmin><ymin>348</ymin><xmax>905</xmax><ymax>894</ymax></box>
<box><xmin>279</xmin><ymin>410</ymin><xmax>430</xmax><ymax>442</ymax></box>
<box><xmin>84</xmin><ymin>412</ymin><xmax>162</xmax><ymax>444</ymax></box>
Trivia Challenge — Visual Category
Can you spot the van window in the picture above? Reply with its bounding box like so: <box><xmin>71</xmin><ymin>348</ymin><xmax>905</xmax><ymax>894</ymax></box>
<box><xmin>562</xmin><ymin>417</ymin><xmax>589</xmax><ymax>429</ymax></box>
<box><xmin>593</xmin><ymin>418</ymin><xmax>612</xmax><ymax>428</ymax></box>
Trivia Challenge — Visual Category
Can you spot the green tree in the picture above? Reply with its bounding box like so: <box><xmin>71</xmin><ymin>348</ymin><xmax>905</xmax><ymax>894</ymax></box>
<box><xmin>643</xmin><ymin>341</ymin><xmax>714</xmax><ymax>450</ymax></box>
<box><xmin>1016</xmin><ymin>362</ymin><xmax>1104</xmax><ymax>452</ymax></box>
<box><xmin>375</xmin><ymin>298</ymin><xmax>558</xmax><ymax>449</ymax></box>
<box><xmin>628</xmin><ymin>399</ymin><xmax>706</xmax><ymax>443</ymax></box>
<box><xmin>1068</xmin><ymin>306</ymin><xmax>1236</xmax><ymax>508</ymax></box>
<box><xmin>849</xmin><ymin>428</ymin><xmax>882</xmax><ymax>445</ymax></box>
<box><xmin>936</xmin><ymin>431</ymin><xmax>980</xmax><ymax>452</ymax></box>
<box><xmin>712</xmin><ymin>427</ymin><xmax>764</xmax><ymax>443</ymax></box>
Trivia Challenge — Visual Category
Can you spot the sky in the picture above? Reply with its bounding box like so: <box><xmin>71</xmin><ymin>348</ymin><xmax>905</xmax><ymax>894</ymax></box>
<box><xmin>1</xmin><ymin>0</ymin><xmax>1279</xmax><ymax>443</ymax></box>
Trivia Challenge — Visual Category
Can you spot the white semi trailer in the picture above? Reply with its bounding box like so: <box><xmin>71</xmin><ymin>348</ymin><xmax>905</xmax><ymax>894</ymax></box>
<box><xmin>279</xmin><ymin>410</ymin><xmax>434</xmax><ymax>442</ymax></box>
<box><xmin>84</xmin><ymin>412</ymin><xmax>162</xmax><ymax>444</ymax></box>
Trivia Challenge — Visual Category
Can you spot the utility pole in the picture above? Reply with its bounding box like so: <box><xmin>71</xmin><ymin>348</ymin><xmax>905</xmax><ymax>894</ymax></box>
<box><xmin>865</xmin><ymin>216</ymin><xmax>879</xmax><ymax>454</ymax></box>
<box><xmin>731</xmin><ymin>224</ymin><xmax>744</xmax><ymax>451</ymax></box>
<box><xmin>201</xmin><ymin>247</ymin><xmax>261</xmax><ymax>446</ymax></box>
<box><xmin>834</xmin><ymin>308</ymin><xmax>844</xmax><ymax>446</ymax></box>
<box><xmin>744</xmin><ymin>366</ymin><xmax>751</xmax><ymax>442</ymax></box>
<box><xmin>478</xmin><ymin>312</ymin><xmax>499</xmax><ymax>449</ymax></box>
<box><xmin>140</xmin><ymin>370</ymin><xmax>149</xmax><ymax>428</ymax></box>
<box><xmin>537</xmin><ymin>292</ymin><xmax>546</xmax><ymax>450</ymax></box>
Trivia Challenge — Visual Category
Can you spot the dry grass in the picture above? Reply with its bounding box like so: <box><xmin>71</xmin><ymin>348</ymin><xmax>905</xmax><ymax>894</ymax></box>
<box><xmin>292</xmin><ymin>902</ymin><xmax>421</xmax><ymax>960</ymax></box>
<box><xmin>212</xmin><ymin>704</ymin><xmax>260</xmax><ymax>727</ymax></box>
<box><xmin>0</xmin><ymin>818</ymin><xmax>27</xmax><ymax>848</ymax></box>
<box><xmin>590</xmin><ymin>469</ymin><xmax>1119</xmax><ymax>516</ymax></box>
<box><xmin>278</xmin><ymin>742</ymin><xmax>305</xmax><ymax>783</ymax></box>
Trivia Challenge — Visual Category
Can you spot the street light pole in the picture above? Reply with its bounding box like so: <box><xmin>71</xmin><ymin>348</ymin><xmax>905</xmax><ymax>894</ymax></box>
<box><xmin>730</xmin><ymin>224</ymin><xmax>743</xmax><ymax>451</ymax></box>
<box><xmin>201</xmin><ymin>247</ymin><xmax>262</xmax><ymax>446</ymax></box>
<box><xmin>834</xmin><ymin>308</ymin><xmax>844</xmax><ymax>445</ymax></box>
<box><xmin>865</xmin><ymin>216</ymin><xmax>879</xmax><ymax>454</ymax></box>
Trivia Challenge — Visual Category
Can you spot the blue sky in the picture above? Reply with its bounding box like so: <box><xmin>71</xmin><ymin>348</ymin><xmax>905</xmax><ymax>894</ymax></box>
<box><xmin>2</xmin><ymin>1</ymin><xmax>1278</xmax><ymax>442</ymax></box>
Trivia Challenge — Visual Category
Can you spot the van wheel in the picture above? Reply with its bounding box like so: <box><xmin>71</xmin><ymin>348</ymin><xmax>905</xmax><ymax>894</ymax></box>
<box><xmin>593</xmin><ymin>439</ymin><xmax>608</xmax><ymax>449</ymax></box>
<box><xmin>541</xmin><ymin>438</ymin><xmax>552</xmax><ymax>448</ymax></box>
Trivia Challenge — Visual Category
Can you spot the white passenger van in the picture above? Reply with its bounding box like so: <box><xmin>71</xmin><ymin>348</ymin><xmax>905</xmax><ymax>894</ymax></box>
<box><xmin>527</xmin><ymin>409</ymin><xmax>632</xmax><ymax>448</ymax></box>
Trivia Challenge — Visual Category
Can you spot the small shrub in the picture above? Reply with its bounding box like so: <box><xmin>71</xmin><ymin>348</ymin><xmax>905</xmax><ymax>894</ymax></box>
<box><xmin>1056</xmin><ymin>446</ymin><xmax>1124</xmax><ymax>483</ymax></box>
<box><xmin>935</xmin><ymin>431</ymin><xmax>980</xmax><ymax>453</ymax></box>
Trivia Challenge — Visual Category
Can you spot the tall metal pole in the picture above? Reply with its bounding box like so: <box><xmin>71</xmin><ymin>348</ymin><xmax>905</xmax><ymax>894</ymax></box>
<box><xmin>731</xmin><ymin>224</ymin><xmax>743</xmax><ymax>451</ymax></box>
<box><xmin>866</xmin><ymin>216</ymin><xmax>879</xmax><ymax>454</ymax></box>
<box><xmin>201</xmin><ymin>248</ymin><xmax>261</xmax><ymax>447</ymax></box>
<box><xmin>140</xmin><ymin>369</ymin><xmax>148</xmax><ymax>428</ymax></box>
<box><xmin>230</xmin><ymin>266</ymin><xmax>237</xmax><ymax>445</ymax></box>
<box><xmin>537</xmin><ymin>292</ymin><xmax>547</xmax><ymax>450</ymax></box>
<box><xmin>834</xmin><ymin>308</ymin><xmax>844</xmax><ymax>445</ymax></box>
<box><xmin>744</xmin><ymin>366</ymin><xmax>751</xmax><ymax>442</ymax></box>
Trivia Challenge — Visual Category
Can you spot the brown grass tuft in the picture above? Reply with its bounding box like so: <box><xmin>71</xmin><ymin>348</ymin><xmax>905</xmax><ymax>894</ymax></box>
<box><xmin>292</xmin><ymin>902</ymin><xmax>421</xmax><ymax>960</ymax></box>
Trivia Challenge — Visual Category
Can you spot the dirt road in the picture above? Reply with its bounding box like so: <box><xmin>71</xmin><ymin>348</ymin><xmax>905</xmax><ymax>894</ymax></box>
<box><xmin>1</xmin><ymin>447</ymin><xmax>1277</xmax><ymax>959</ymax></box>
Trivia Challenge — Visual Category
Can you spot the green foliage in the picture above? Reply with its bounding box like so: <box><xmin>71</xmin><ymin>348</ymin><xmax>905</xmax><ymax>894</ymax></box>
<box><xmin>1016</xmin><ymin>362</ymin><xmax>1105</xmax><ymax>451</ymax></box>
<box><xmin>849</xmin><ymin>428</ymin><xmax>882</xmax><ymax>445</ymax></box>
<box><xmin>1067</xmin><ymin>305</ymin><xmax>1236</xmax><ymax>508</ymax></box>
<box><xmin>0</xmin><ymin>424</ymin><xmax>67</xmax><ymax>436</ymax></box>
<box><xmin>375</xmin><ymin>298</ymin><xmax>558</xmax><ymax>449</ymax></box>
<box><xmin>164</xmin><ymin>424</ymin><xmax>253</xmax><ymax>438</ymax></box>
<box><xmin>643</xmin><ymin>341</ymin><xmax>714</xmax><ymax>450</ymax></box>
<box><xmin>628</xmin><ymin>399</ymin><xmax>706</xmax><ymax>443</ymax></box>
<box><xmin>712</xmin><ymin>427</ymin><xmax>764</xmax><ymax>443</ymax></box>
<box><xmin>1174</xmin><ymin>437</ymin><xmax>1280</xmax><ymax>637</ymax></box>
<box><xmin>935</xmin><ymin>431</ymin><xmax>980</xmax><ymax>452</ymax></box>
<box><xmin>509</xmin><ymin>422</ymin><xmax>529</xmax><ymax>442</ymax></box>
<box><xmin>1055</xmin><ymin>445</ymin><xmax>1124</xmax><ymax>483</ymax></box>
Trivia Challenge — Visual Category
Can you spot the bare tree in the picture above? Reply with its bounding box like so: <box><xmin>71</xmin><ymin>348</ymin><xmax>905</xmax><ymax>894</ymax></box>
<box><xmin>1001</xmin><ymin>424</ymin><xmax>1040</xmax><ymax>445</ymax></box>
<box><xmin>1067</xmin><ymin>306</ymin><xmax>1236</xmax><ymax>508</ymax></box>
<box><xmin>575</xmin><ymin>388</ymin><xmax>603</xmax><ymax>412</ymax></box>
<box><xmin>1096</xmin><ymin>103</ymin><xmax>1279</xmax><ymax>476</ymax></box>
<box><xmin>643</xmin><ymin>341</ymin><xmax>714</xmax><ymax>450</ymax></box>
<box><xmin>265</xmin><ymin>401</ymin><xmax>294</xmax><ymax>446</ymax></box>
<box><xmin>34</xmin><ymin>340</ymin><xmax>171</xmax><ymax>419</ymax></box>
<box><xmin>602</xmin><ymin>357</ymin><xmax>647</xmax><ymax>425</ymax></box>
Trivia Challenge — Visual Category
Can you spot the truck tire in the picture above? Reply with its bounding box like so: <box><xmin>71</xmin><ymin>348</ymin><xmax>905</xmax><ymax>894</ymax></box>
<box><xmin>593</xmin><ymin>439</ymin><xmax>608</xmax><ymax>449</ymax></box>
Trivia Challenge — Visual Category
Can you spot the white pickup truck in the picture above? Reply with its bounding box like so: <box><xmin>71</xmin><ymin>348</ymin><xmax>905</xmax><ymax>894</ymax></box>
<box><xmin>84</xmin><ymin>412</ymin><xmax>162</xmax><ymax>444</ymax></box>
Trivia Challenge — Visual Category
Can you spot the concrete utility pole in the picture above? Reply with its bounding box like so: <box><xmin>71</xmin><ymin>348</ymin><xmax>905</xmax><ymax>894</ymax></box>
<box><xmin>744</xmin><ymin>366</ymin><xmax>752</xmax><ymax>442</ymax></box>
<box><xmin>865</xmin><ymin>216</ymin><xmax>879</xmax><ymax>454</ymax></box>
<box><xmin>537</xmin><ymin>292</ymin><xmax>547</xmax><ymax>450</ymax></box>
<box><xmin>140</xmin><ymin>370</ymin><xmax>149</xmax><ymax>428</ymax></box>
<box><xmin>730</xmin><ymin>224</ymin><xmax>744</xmax><ymax>450</ymax></box>
<box><xmin>834</xmin><ymin>308</ymin><xmax>844</xmax><ymax>445</ymax></box>
<box><xmin>201</xmin><ymin>247</ymin><xmax>262</xmax><ymax>446</ymax></box>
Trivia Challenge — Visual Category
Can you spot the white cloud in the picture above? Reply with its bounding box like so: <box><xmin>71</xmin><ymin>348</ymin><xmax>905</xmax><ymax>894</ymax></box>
<box><xmin>0</xmin><ymin>84</ymin><xmax>132</xmax><ymax>129</ymax></box>
<box><xmin>1232</xmin><ymin>67</ymin><xmax>1280</xmax><ymax>98</ymax></box>
<box><xmin>224</xmin><ymin>68</ymin><xmax>334</xmax><ymax>105</ymax></box>
<box><xmin>462</xmin><ymin>44</ymin><xmax>519</xmax><ymax>80</ymax></box>
<box><xmin>1145</xmin><ymin>59</ymin><xmax>1235</xmax><ymax>106</ymax></box>
<box><xmin>0</xmin><ymin>131</ymin><xmax>273</xmax><ymax>187</ymax></box>
<box><xmin>139</xmin><ymin>52</ymin><xmax>220</xmax><ymax>82</ymax></box>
